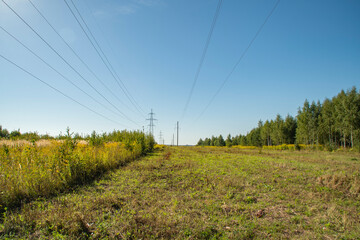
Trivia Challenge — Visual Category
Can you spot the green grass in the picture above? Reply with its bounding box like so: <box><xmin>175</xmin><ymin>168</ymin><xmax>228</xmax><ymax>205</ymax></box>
<box><xmin>1</xmin><ymin>146</ymin><xmax>360</xmax><ymax>239</ymax></box>
<box><xmin>0</xmin><ymin>135</ymin><xmax>152</xmax><ymax>211</ymax></box>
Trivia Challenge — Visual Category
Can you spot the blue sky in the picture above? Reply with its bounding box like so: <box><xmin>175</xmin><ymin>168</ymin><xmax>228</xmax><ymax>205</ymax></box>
<box><xmin>0</xmin><ymin>0</ymin><xmax>359</xmax><ymax>144</ymax></box>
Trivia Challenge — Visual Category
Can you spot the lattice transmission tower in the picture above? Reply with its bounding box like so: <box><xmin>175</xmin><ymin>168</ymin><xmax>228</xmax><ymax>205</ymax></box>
<box><xmin>146</xmin><ymin>109</ymin><xmax>157</xmax><ymax>137</ymax></box>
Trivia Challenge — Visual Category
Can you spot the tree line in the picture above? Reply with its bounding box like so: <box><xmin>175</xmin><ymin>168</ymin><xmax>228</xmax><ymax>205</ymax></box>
<box><xmin>197</xmin><ymin>87</ymin><xmax>360</xmax><ymax>150</ymax></box>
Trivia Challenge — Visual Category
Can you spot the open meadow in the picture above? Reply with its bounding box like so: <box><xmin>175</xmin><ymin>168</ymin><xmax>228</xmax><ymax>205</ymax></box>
<box><xmin>1</xmin><ymin>146</ymin><xmax>360</xmax><ymax>239</ymax></box>
<box><xmin>1</xmin><ymin>0</ymin><xmax>359</xmax><ymax>238</ymax></box>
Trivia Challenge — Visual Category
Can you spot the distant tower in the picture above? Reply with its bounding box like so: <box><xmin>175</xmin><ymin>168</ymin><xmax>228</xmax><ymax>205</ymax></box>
<box><xmin>177</xmin><ymin>121</ymin><xmax>179</xmax><ymax>146</ymax></box>
<box><xmin>146</xmin><ymin>109</ymin><xmax>157</xmax><ymax>137</ymax></box>
<box><xmin>159</xmin><ymin>131</ymin><xmax>163</xmax><ymax>144</ymax></box>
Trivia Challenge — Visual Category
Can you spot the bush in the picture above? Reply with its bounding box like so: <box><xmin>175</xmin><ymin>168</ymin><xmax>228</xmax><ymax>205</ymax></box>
<box><xmin>9</xmin><ymin>130</ymin><xmax>21</xmax><ymax>139</ymax></box>
<box><xmin>0</xmin><ymin>125</ymin><xmax>10</xmax><ymax>139</ymax></box>
<box><xmin>0</xmin><ymin>129</ymin><xmax>154</xmax><ymax>211</ymax></box>
<box><xmin>88</xmin><ymin>131</ymin><xmax>104</xmax><ymax>147</ymax></box>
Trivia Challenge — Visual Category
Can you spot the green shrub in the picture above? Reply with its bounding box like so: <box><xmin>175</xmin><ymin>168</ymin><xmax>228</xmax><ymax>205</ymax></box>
<box><xmin>0</xmin><ymin>129</ymin><xmax>154</xmax><ymax>211</ymax></box>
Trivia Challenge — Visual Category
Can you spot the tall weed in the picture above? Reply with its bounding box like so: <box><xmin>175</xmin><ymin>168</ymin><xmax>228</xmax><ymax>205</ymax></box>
<box><xmin>0</xmin><ymin>131</ymin><xmax>154</xmax><ymax>211</ymax></box>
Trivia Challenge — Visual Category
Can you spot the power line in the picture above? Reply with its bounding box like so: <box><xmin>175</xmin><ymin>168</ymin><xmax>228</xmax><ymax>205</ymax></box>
<box><xmin>27</xmin><ymin>0</ymin><xmax>138</xmax><ymax>117</ymax></box>
<box><xmin>0</xmin><ymin>25</ymin><xmax>132</xmax><ymax>120</ymax></box>
<box><xmin>0</xmin><ymin>53</ymin><xmax>126</xmax><ymax>127</ymax></box>
<box><xmin>197</xmin><ymin>0</ymin><xmax>281</xmax><ymax>120</ymax></box>
<box><xmin>72</xmin><ymin>0</ymin><xmax>146</xmax><ymax>117</ymax></box>
<box><xmin>1</xmin><ymin>0</ymin><xmax>139</xmax><ymax>126</ymax></box>
<box><xmin>181</xmin><ymin>0</ymin><xmax>223</xmax><ymax>119</ymax></box>
<box><xmin>70</xmin><ymin>0</ymin><xmax>145</xmax><ymax>118</ymax></box>
<box><xmin>64</xmin><ymin>0</ymin><xmax>146</xmax><ymax>118</ymax></box>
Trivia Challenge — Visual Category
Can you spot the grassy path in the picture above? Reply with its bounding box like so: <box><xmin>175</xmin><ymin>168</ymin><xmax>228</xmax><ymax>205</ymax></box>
<box><xmin>1</xmin><ymin>147</ymin><xmax>360</xmax><ymax>239</ymax></box>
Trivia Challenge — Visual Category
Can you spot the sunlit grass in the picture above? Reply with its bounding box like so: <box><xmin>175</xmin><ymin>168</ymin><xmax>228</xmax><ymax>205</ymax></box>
<box><xmin>0</xmin><ymin>139</ymin><xmax>145</xmax><ymax>211</ymax></box>
<box><xmin>1</xmin><ymin>146</ymin><xmax>360</xmax><ymax>239</ymax></box>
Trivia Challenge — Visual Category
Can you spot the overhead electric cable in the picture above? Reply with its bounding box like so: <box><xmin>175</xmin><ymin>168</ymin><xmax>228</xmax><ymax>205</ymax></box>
<box><xmin>64</xmin><ymin>0</ymin><xmax>145</xmax><ymax>118</ymax></box>
<box><xmin>1</xmin><ymin>0</ymin><xmax>139</xmax><ymax>126</ymax></box>
<box><xmin>27</xmin><ymin>0</ymin><xmax>139</xmax><ymax>117</ymax></box>
<box><xmin>181</xmin><ymin>0</ymin><xmax>223</xmax><ymax>119</ymax></box>
<box><xmin>0</xmin><ymin>53</ymin><xmax>126</xmax><ymax>127</ymax></box>
<box><xmin>0</xmin><ymin>25</ymin><xmax>124</xmax><ymax>120</ymax></box>
<box><xmin>197</xmin><ymin>0</ymin><xmax>281</xmax><ymax>120</ymax></box>
<box><xmin>69</xmin><ymin>0</ymin><xmax>146</xmax><ymax>117</ymax></box>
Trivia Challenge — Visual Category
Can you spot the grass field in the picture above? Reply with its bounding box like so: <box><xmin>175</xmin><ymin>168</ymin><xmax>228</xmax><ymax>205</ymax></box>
<box><xmin>1</xmin><ymin>146</ymin><xmax>360</xmax><ymax>239</ymax></box>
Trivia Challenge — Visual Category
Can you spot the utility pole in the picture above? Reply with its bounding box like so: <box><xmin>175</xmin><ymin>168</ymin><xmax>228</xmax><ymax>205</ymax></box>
<box><xmin>177</xmin><ymin>121</ymin><xmax>179</xmax><ymax>146</ymax></box>
<box><xmin>146</xmin><ymin>109</ymin><xmax>156</xmax><ymax>137</ymax></box>
<box><xmin>159</xmin><ymin>131</ymin><xmax>163</xmax><ymax>145</ymax></box>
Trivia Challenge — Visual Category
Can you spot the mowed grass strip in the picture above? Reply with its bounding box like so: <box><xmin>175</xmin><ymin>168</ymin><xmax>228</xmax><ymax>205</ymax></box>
<box><xmin>1</xmin><ymin>147</ymin><xmax>360</xmax><ymax>239</ymax></box>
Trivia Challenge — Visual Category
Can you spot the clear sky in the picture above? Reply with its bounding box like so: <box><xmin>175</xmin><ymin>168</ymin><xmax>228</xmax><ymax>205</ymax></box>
<box><xmin>0</xmin><ymin>0</ymin><xmax>359</xmax><ymax>145</ymax></box>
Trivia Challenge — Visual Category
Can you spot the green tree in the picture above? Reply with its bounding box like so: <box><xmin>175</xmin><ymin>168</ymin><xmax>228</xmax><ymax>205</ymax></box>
<box><xmin>239</xmin><ymin>135</ymin><xmax>248</xmax><ymax>146</ymax></box>
<box><xmin>10</xmin><ymin>129</ymin><xmax>21</xmax><ymax>139</ymax></box>
<box><xmin>284</xmin><ymin>115</ymin><xmax>297</xmax><ymax>144</ymax></box>
<box><xmin>210</xmin><ymin>136</ymin><xmax>216</xmax><ymax>146</ymax></box>
<box><xmin>271</xmin><ymin>114</ymin><xmax>285</xmax><ymax>145</ymax></box>
<box><xmin>195</xmin><ymin>86</ymin><xmax>360</xmax><ymax>149</ymax></box>
<box><xmin>344</xmin><ymin>87</ymin><xmax>360</xmax><ymax>148</ymax></box>
<box><xmin>319</xmin><ymin>98</ymin><xmax>335</xmax><ymax>146</ymax></box>
<box><xmin>309</xmin><ymin>101</ymin><xmax>321</xmax><ymax>145</ymax></box>
<box><xmin>231</xmin><ymin>135</ymin><xmax>239</xmax><ymax>146</ymax></box>
<box><xmin>248</xmin><ymin>127</ymin><xmax>262</xmax><ymax>146</ymax></box>
<box><xmin>218</xmin><ymin>135</ymin><xmax>225</xmax><ymax>146</ymax></box>
<box><xmin>225</xmin><ymin>134</ymin><xmax>232</xmax><ymax>147</ymax></box>
<box><xmin>261</xmin><ymin>120</ymin><xmax>272</xmax><ymax>146</ymax></box>
<box><xmin>334</xmin><ymin>90</ymin><xmax>346</xmax><ymax>147</ymax></box>
<box><xmin>0</xmin><ymin>126</ymin><xmax>10</xmax><ymax>139</ymax></box>
<box><xmin>89</xmin><ymin>130</ymin><xmax>104</xmax><ymax>147</ymax></box>
<box><xmin>296</xmin><ymin>100</ymin><xmax>311</xmax><ymax>144</ymax></box>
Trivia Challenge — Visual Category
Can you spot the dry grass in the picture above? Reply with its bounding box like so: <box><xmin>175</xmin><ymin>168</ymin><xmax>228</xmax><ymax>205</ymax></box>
<box><xmin>317</xmin><ymin>174</ymin><xmax>360</xmax><ymax>197</ymax></box>
<box><xmin>0</xmin><ymin>139</ymin><xmax>88</xmax><ymax>147</ymax></box>
<box><xmin>0</xmin><ymin>139</ymin><xmax>29</xmax><ymax>147</ymax></box>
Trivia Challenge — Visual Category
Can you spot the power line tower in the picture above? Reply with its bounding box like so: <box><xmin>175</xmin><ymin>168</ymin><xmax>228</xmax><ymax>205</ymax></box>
<box><xmin>177</xmin><ymin>121</ymin><xmax>179</xmax><ymax>146</ymax></box>
<box><xmin>146</xmin><ymin>109</ymin><xmax>156</xmax><ymax>137</ymax></box>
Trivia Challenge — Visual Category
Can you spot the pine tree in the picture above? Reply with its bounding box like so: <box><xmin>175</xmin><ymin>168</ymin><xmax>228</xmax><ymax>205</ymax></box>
<box><xmin>284</xmin><ymin>115</ymin><xmax>297</xmax><ymax>144</ymax></box>
<box><xmin>334</xmin><ymin>90</ymin><xmax>348</xmax><ymax>147</ymax></box>
<box><xmin>226</xmin><ymin>134</ymin><xmax>232</xmax><ymax>147</ymax></box>
<box><xmin>240</xmin><ymin>135</ymin><xmax>248</xmax><ymax>146</ymax></box>
<box><xmin>261</xmin><ymin>120</ymin><xmax>272</xmax><ymax>146</ymax></box>
<box><xmin>210</xmin><ymin>136</ymin><xmax>216</xmax><ymax>146</ymax></box>
<box><xmin>320</xmin><ymin>98</ymin><xmax>335</xmax><ymax>146</ymax></box>
<box><xmin>272</xmin><ymin>114</ymin><xmax>284</xmax><ymax>145</ymax></box>
<box><xmin>296</xmin><ymin>99</ymin><xmax>311</xmax><ymax>144</ymax></box>
<box><xmin>218</xmin><ymin>135</ymin><xmax>225</xmax><ymax>146</ymax></box>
